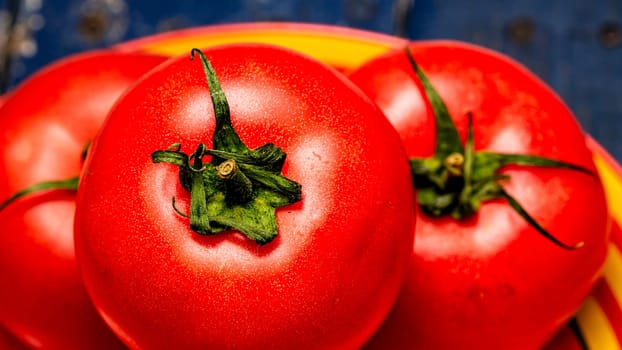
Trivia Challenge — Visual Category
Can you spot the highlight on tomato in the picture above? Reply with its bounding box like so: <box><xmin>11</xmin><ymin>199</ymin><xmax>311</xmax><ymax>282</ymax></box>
<box><xmin>349</xmin><ymin>41</ymin><xmax>610</xmax><ymax>350</ymax></box>
<box><xmin>73</xmin><ymin>44</ymin><xmax>415</xmax><ymax>349</ymax></box>
<box><xmin>0</xmin><ymin>50</ymin><xmax>166</xmax><ymax>349</ymax></box>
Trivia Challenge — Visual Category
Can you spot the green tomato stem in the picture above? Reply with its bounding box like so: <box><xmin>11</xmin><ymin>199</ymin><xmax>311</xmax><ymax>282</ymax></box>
<box><xmin>0</xmin><ymin>142</ymin><xmax>91</xmax><ymax>211</ymax></box>
<box><xmin>0</xmin><ymin>176</ymin><xmax>80</xmax><ymax>211</ymax></box>
<box><xmin>404</xmin><ymin>46</ymin><xmax>588</xmax><ymax>250</ymax></box>
<box><xmin>151</xmin><ymin>48</ymin><xmax>302</xmax><ymax>245</ymax></box>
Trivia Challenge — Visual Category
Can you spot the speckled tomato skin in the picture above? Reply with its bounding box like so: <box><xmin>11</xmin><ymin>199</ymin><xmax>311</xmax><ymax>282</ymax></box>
<box><xmin>349</xmin><ymin>41</ymin><xmax>609</xmax><ymax>350</ymax></box>
<box><xmin>74</xmin><ymin>44</ymin><xmax>415</xmax><ymax>350</ymax></box>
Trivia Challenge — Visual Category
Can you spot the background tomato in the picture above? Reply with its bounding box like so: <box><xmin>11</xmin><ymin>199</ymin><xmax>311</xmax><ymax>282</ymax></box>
<box><xmin>74</xmin><ymin>43</ymin><xmax>415</xmax><ymax>350</ymax></box>
<box><xmin>349</xmin><ymin>41</ymin><xmax>610</xmax><ymax>349</ymax></box>
<box><xmin>0</xmin><ymin>50</ymin><xmax>166</xmax><ymax>349</ymax></box>
<box><xmin>0</xmin><ymin>289</ymin><xmax>28</xmax><ymax>350</ymax></box>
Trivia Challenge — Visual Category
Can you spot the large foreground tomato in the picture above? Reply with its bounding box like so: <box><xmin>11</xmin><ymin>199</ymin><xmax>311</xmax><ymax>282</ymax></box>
<box><xmin>0</xmin><ymin>50</ymin><xmax>166</xmax><ymax>349</ymax></box>
<box><xmin>349</xmin><ymin>41</ymin><xmax>609</xmax><ymax>349</ymax></box>
<box><xmin>74</xmin><ymin>44</ymin><xmax>414</xmax><ymax>349</ymax></box>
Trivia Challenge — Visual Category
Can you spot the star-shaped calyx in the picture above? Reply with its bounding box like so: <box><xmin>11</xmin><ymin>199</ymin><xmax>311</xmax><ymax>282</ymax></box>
<box><xmin>404</xmin><ymin>48</ymin><xmax>590</xmax><ymax>250</ymax></box>
<box><xmin>152</xmin><ymin>49</ymin><xmax>301</xmax><ymax>245</ymax></box>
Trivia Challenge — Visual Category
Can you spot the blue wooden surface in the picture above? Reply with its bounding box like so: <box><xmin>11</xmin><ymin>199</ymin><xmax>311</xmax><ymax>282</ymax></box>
<box><xmin>1</xmin><ymin>0</ymin><xmax>621</xmax><ymax>161</ymax></box>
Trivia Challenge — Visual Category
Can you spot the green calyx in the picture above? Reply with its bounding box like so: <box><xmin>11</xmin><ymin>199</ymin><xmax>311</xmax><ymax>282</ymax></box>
<box><xmin>404</xmin><ymin>47</ymin><xmax>590</xmax><ymax>250</ymax></box>
<box><xmin>151</xmin><ymin>49</ymin><xmax>302</xmax><ymax>245</ymax></box>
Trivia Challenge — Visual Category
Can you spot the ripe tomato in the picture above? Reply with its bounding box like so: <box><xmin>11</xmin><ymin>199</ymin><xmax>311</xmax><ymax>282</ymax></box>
<box><xmin>0</xmin><ymin>325</ymin><xmax>28</xmax><ymax>350</ymax></box>
<box><xmin>349</xmin><ymin>41</ymin><xmax>609</xmax><ymax>349</ymax></box>
<box><xmin>0</xmin><ymin>50</ymin><xmax>166</xmax><ymax>349</ymax></box>
<box><xmin>73</xmin><ymin>44</ymin><xmax>415</xmax><ymax>349</ymax></box>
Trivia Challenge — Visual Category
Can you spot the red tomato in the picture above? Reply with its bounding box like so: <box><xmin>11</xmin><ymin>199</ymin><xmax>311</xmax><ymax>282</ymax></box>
<box><xmin>0</xmin><ymin>325</ymin><xmax>28</xmax><ymax>350</ymax></box>
<box><xmin>73</xmin><ymin>44</ymin><xmax>415</xmax><ymax>349</ymax></box>
<box><xmin>0</xmin><ymin>99</ymin><xmax>44</xmax><ymax>350</ymax></box>
<box><xmin>349</xmin><ymin>41</ymin><xmax>609</xmax><ymax>349</ymax></box>
<box><xmin>0</xmin><ymin>50</ymin><xmax>166</xmax><ymax>349</ymax></box>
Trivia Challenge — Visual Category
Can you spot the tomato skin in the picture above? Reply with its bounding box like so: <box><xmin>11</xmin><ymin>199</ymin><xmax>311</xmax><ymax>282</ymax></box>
<box><xmin>349</xmin><ymin>41</ymin><xmax>609</xmax><ymax>350</ymax></box>
<box><xmin>0</xmin><ymin>325</ymin><xmax>28</xmax><ymax>350</ymax></box>
<box><xmin>0</xmin><ymin>50</ymin><xmax>166</xmax><ymax>349</ymax></box>
<box><xmin>74</xmin><ymin>44</ymin><xmax>415</xmax><ymax>350</ymax></box>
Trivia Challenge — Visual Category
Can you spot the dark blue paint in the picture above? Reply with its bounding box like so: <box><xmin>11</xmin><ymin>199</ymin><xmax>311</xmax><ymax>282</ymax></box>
<box><xmin>1</xmin><ymin>0</ymin><xmax>621</xmax><ymax>161</ymax></box>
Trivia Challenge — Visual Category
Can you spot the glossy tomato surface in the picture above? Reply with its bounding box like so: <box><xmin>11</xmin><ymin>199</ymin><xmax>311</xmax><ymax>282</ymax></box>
<box><xmin>74</xmin><ymin>44</ymin><xmax>415</xmax><ymax>350</ymax></box>
<box><xmin>0</xmin><ymin>50</ymin><xmax>166</xmax><ymax>349</ymax></box>
<box><xmin>0</xmin><ymin>319</ymin><xmax>27</xmax><ymax>349</ymax></box>
<box><xmin>349</xmin><ymin>41</ymin><xmax>610</xmax><ymax>349</ymax></box>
